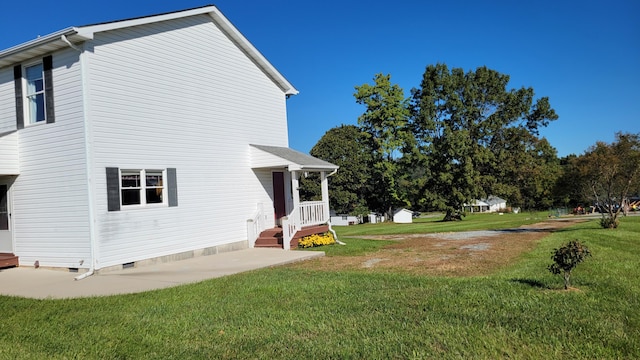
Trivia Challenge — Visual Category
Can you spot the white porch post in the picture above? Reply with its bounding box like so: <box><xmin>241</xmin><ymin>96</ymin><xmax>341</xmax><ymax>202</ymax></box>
<box><xmin>291</xmin><ymin>170</ymin><xmax>300</xmax><ymax>211</ymax></box>
<box><xmin>281</xmin><ymin>170</ymin><xmax>300</xmax><ymax>251</ymax></box>
<box><xmin>321</xmin><ymin>171</ymin><xmax>330</xmax><ymax>221</ymax></box>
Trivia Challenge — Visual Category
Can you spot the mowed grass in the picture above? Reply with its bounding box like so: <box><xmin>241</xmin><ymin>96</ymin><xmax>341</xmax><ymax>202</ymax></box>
<box><xmin>335</xmin><ymin>211</ymin><xmax>549</xmax><ymax>237</ymax></box>
<box><xmin>324</xmin><ymin>211</ymin><xmax>552</xmax><ymax>257</ymax></box>
<box><xmin>1</xmin><ymin>215</ymin><xmax>638</xmax><ymax>359</ymax></box>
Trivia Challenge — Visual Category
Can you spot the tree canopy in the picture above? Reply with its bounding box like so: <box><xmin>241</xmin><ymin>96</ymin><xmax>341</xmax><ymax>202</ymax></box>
<box><xmin>409</xmin><ymin>64</ymin><xmax>558</xmax><ymax>220</ymax></box>
<box><xmin>573</xmin><ymin>132</ymin><xmax>640</xmax><ymax>228</ymax></box>
<box><xmin>300</xmin><ymin>125</ymin><xmax>374</xmax><ymax>216</ymax></box>
<box><xmin>306</xmin><ymin>64</ymin><xmax>636</xmax><ymax>226</ymax></box>
<box><xmin>354</xmin><ymin>73</ymin><xmax>412</xmax><ymax>217</ymax></box>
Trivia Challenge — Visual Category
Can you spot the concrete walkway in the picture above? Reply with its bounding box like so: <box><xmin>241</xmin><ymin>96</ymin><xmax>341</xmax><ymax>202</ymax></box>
<box><xmin>0</xmin><ymin>248</ymin><xmax>324</xmax><ymax>299</ymax></box>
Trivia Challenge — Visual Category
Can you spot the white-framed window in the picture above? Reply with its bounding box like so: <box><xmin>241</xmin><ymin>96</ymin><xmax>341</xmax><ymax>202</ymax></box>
<box><xmin>120</xmin><ymin>169</ymin><xmax>165</xmax><ymax>207</ymax></box>
<box><xmin>24</xmin><ymin>62</ymin><xmax>46</xmax><ymax>124</ymax></box>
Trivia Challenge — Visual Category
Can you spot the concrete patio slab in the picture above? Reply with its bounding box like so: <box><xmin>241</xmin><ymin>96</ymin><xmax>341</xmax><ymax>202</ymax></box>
<box><xmin>0</xmin><ymin>248</ymin><xmax>323</xmax><ymax>299</ymax></box>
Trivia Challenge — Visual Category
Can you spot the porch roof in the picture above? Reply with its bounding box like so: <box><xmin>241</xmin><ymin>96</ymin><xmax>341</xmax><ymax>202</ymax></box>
<box><xmin>464</xmin><ymin>200</ymin><xmax>489</xmax><ymax>207</ymax></box>
<box><xmin>250</xmin><ymin>144</ymin><xmax>338</xmax><ymax>172</ymax></box>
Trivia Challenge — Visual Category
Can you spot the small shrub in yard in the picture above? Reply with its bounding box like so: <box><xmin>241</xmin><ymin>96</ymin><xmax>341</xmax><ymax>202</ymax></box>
<box><xmin>298</xmin><ymin>232</ymin><xmax>336</xmax><ymax>248</ymax></box>
<box><xmin>599</xmin><ymin>216</ymin><xmax>619</xmax><ymax>229</ymax></box>
<box><xmin>547</xmin><ymin>240</ymin><xmax>591</xmax><ymax>290</ymax></box>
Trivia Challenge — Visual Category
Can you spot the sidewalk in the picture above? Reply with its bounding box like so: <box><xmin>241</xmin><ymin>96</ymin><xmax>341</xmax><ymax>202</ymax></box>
<box><xmin>0</xmin><ymin>248</ymin><xmax>324</xmax><ymax>299</ymax></box>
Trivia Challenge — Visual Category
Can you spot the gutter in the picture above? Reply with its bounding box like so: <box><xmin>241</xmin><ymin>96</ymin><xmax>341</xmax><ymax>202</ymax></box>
<box><xmin>61</xmin><ymin>35</ymin><xmax>98</xmax><ymax>280</ymax></box>
<box><xmin>0</xmin><ymin>28</ymin><xmax>77</xmax><ymax>58</ymax></box>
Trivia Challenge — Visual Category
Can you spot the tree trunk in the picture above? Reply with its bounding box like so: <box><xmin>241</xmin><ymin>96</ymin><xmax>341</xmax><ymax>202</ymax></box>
<box><xmin>563</xmin><ymin>271</ymin><xmax>570</xmax><ymax>290</ymax></box>
<box><xmin>443</xmin><ymin>209</ymin><xmax>463</xmax><ymax>222</ymax></box>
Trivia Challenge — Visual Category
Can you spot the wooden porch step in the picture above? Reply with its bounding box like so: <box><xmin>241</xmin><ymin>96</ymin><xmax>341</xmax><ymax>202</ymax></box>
<box><xmin>0</xmin><ymin>253</ymin><xmax>19</xmax><ymax>269</ymax></box>
<box><xmin>258</xmin><ymin>228</ymin><xmax>283</xmax><ymax>238</ymax></box>
<box><xmin>255</xmin><ymin>228</ymin><xmax>284</xmax><ymax>248</ymax></box>
<box><xmin>255</xmin><ymin>225</ymin><xmax>330</xmax><ymax>250</ymax></box>
<box><xmin>293</xmin><ymin>225</ymin><xmax>329</xmax><ymax>240</ymax></box>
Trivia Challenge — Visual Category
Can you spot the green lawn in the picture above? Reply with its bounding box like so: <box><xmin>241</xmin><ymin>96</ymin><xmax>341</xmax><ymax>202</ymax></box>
<box><xmin>1</xmin><ymin>215</ymin><xmax>638</xmax><ymax>359</ymax></box>
<box><xmin>335</xmin><ymin>211</ymin><xmax>550</xmax><ymax>237</ymax></box>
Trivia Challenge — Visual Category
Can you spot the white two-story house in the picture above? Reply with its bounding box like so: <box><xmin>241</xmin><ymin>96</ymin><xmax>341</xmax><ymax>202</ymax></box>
<box><xmin>0</xmin><ymin>5</ymin><xmax>337</xmax><ymax>274</ymax></box>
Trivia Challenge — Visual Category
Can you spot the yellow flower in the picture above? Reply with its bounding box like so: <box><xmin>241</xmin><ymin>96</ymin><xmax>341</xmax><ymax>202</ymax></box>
<box><xmin>298</xmin><ymin>232</ymin><xmax>335</xmax><ymax>248</ymax></box>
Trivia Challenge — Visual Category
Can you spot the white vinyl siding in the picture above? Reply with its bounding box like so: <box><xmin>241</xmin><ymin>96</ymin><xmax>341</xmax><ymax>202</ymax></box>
<box><xmin>0</xmin><ymin>132</ymin><xmax>19</xmax><ymax>174</ymax></box>
<box><xmin>87</xmin><ymin>15</ymin><xmax>290</xmax><ymax>267</ymax></box>
<box><xmin>0</xmin><ymin>66</ymin><xmax>20</xmax><ymax>175</ymax></box>
<box><xmin>10</xmin><ymin>48</ymin><xmax>90</xmax><ymax>268</ymax></box>
<box><xmin>0</xmin><ymin>66</ymin><xmax>16</xmax><ymax>134</ymax></box>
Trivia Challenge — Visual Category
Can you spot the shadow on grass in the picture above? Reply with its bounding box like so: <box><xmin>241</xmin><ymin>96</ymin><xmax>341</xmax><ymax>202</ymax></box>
<box><xmin>510</xmin><ymin>278</ymin><xmax>550</xmax><ymax>289</ymax></box>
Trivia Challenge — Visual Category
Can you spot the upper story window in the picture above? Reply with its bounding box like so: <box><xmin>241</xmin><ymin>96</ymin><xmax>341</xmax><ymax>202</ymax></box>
<box><xmin>13</xmin><ymin>55</ymin><xmax>54</xmax><ymax>129</ymax></box>
<box><xmin>24</xmin><ymin>63</ymin><xmax>46</xmax><ymax>124</ymax></box>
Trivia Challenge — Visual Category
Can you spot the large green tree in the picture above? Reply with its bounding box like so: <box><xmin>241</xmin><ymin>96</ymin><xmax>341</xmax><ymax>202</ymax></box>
<box><xmin>299</xmin><ymin>125</ymin><xmax>374</xmax><ymax>215</ymax></box>
<box><xmin>574</xmin><ymin>132</ymin><xmax>640</xmax><ymax>228</ymax></box>
<box><xmin>410</xmin><ymin>64</ymin><xmax>558</xmax><ymax>220</ymax></box>
<box><xmin>554</xmin><ymin>155</ymin><xmax>588</xmax><ymax>208</ymax></box>
<box><xmin>354</xmin><ymin>73</ymin><xmax>412</xmax><ymax>217</ymax></box>
<box><xmin>488</xmin><ymin>128</ymin><xmax>561</xmax><ymax>209</ymax></box>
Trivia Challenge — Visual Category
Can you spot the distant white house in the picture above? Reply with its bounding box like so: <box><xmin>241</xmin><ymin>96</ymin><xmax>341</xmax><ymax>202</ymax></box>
<box><xmin>368</xmin><ymin>213</ymin><xmax>382</xmax><ymax>224</ymax></box>
<box><xmin>330</xmin><ymin>215</ymin><xmax>359</xmax><ymax>226</ymax></box>
<box><xmin>464</xmin><ymin>196</ymin><xmax>507</xmax><ymax>213</ymax></box>
<box><xmin>0</xmin><ymin>6</ymin><xmax>338</xmax><ymax>272</ymax></box>
<box><xmin>393</xmin><ymin>208</ymin><xmax>413</xmax><ymax>223</ymax></box>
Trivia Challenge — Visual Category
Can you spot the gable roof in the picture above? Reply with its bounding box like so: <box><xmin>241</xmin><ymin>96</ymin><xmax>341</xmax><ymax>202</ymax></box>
<box><xmin>0</xmin><ymin>5</ymin><xmax>298</xmax><ymax>95</ymax></box>
<box><xmin>250</xmin><ymin>144</ymin><xmax>338</xmax><ymax>172</ymax></box>
<box><xmin>465</xmin><ymin>199</ymin><xmax>489</xmax><ymax>207</ymax></box>
<box><xmin>484</xmin><ymin>196</ymin><xmax>506</xmax><ymax>206</ymax></box>
<box><xmin>393</xmin><ymin>208</ymin><xmax>413</xmax><ymax>215</ymax></box>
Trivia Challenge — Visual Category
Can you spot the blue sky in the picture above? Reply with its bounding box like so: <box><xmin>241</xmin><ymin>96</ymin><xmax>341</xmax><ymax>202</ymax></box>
<box><xmin>2</xmin><ymin>1</ymin><xmax>638</xmax><ymax>157</ymax></box>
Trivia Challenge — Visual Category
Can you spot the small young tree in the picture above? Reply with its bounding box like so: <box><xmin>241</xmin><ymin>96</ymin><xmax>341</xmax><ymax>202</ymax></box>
<box><xmin>547</xmin><ymin>240</ymin><xmax>591</xmax><ymax>290</ymax></box>
<box><xmin>575</xmin><ymin>132</ymin><xmax>640</xmax><ymax>229</ymax></box>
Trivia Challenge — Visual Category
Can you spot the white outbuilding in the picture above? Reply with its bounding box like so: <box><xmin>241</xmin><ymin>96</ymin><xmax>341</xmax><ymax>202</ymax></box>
<box><xmin>393</xmin><ymin>209</ymin><xmax>413</xmax><ymax>223</ymax></box>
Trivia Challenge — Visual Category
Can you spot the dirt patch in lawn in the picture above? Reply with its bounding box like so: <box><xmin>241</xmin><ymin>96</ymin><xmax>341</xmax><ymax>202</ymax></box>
<box><xmin>290</xmin><ymin>219</ymin><xmax>584</xmax><ymax>277</ymax></box>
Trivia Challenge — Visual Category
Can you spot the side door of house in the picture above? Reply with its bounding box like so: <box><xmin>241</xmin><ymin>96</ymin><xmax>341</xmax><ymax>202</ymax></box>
<box><xmin>272</xmin><ymin>172</ymin><xmax>286</xmax><ymax>225</ymax></box>
<box><xmin>0</xmin><ymin>182</ymin><xmax>13</xmax><ymax>252</ymax></box>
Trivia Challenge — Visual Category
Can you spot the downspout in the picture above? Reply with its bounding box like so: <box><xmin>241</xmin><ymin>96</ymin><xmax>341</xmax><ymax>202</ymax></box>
<box><xmin>323</xmin><ymin>169</ymin><xmax>345</xmax><ymax>245</ymax></box>
<box><xmin>62</xmin><ymin>35</ymin><xmax>97</xmax><ymax>280</ymax></box>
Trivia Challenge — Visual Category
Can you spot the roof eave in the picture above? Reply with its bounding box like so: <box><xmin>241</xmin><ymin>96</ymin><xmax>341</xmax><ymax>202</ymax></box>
<box><xmin>206</xmin><ymin>8</ymin><xmax>298</xmax><ymax>96</ymax></box>
<box><xmin>1</xmin><ymin>5</ymin><xmax>299</xmax><ymax>96</ymax></box>
<box><xmin>289</xmin><ymin>163</ymin><xmax>339</xmax><ymax>171</ymax></box>
<box><xmin>75</xmin><ymin>5</ymin><xmax>298</xmax><ymax>95</ymax></box>
<box><xmin>0</xmin><ymin>27</ymin><xmax>91</xmax><ymax>69</ymax></box>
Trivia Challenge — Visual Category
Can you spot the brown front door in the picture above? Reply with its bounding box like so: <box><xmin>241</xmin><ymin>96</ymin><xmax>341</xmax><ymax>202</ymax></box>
<box><xmin>272</xmin><ymin>172</ymin><xmax>286</xmax><ymax>225</ymax></box>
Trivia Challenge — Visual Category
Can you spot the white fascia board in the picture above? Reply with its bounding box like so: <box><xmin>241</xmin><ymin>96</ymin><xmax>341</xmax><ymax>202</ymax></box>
<box><xmin>207</xmin><ymin>8</ymin><xmax>299</xmax><ymax>96</ymax></box>
<box><xmin>290</xmin><ymin>164</ymin><xmax>339</xmax><ymax>172</ymax></box>
<box><xmin>74</xmin><ymin>6</ymin><xmax>216</xmax><ymax>38</ymax></box>
<box><xmin>0</xmin><ymin>27</ymin><xmax>77</xmax><ymax>57</ymax></box>
<box><xmin>0</xmin><ymin>27</ymin><xmax>91</xmax><ymax>68</ymax></box>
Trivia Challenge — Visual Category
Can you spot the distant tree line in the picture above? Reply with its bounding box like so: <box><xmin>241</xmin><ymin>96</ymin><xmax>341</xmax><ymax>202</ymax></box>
<box><xmin>301</xmin><ymin>64</ymin><xmax>640</xmax><ymax>226</ymax></box>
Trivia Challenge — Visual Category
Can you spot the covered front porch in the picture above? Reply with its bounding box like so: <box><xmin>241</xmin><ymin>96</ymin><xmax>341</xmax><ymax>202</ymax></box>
<box><xmin>248</xmin><ymin>144</ymin><xmax>339</xmax><ymax>250</ymax></box>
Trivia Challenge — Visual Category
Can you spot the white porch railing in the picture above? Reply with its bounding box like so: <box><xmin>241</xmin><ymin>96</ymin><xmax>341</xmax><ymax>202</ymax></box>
<box><xmin>299</xmin><ymin>201</ymin><xmax>327</xmax><ymax>227</ymax></box>
<box><xmin>281</xmin><ymin>215</ymin><xmax>296</xmax><ymax>251</ymax></box>
<box><xmin>246</xmin><ymin>203</ymin><xmax>267</xmax><ymax>248</ymax></box>
<box><xmin>281</xmin><ymin>201</ymin><xmax>328</xmax><ymax>251</ymax></box>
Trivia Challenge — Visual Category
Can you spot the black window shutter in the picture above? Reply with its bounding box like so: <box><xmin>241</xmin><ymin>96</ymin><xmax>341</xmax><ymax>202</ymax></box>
<box><xmin>43</xmin><ymin>55</ymin><xmax>55</xmax><ymax>124</ymax></box>
<box><xmin>106</xmin><ymin>167</ymin><xmax>120</xmax><ymax>211</ymax></box>
<box><xmin>167</xmin><ymin>168</ymin><xmax>178</xmax><ymax>207</ymax></box>
<box><xmin>13</xmin><ymin>65</ymin><xmax>24</xmax><ymax>130</ymax></box>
